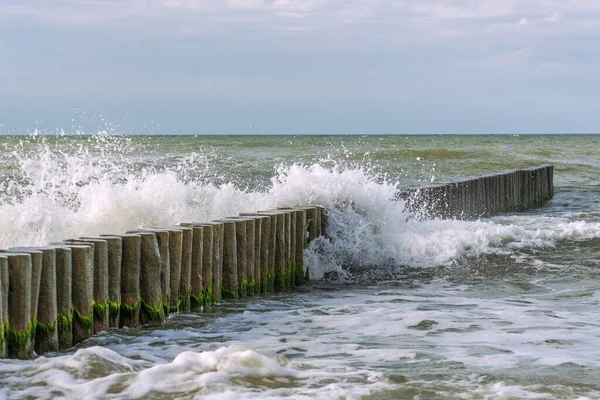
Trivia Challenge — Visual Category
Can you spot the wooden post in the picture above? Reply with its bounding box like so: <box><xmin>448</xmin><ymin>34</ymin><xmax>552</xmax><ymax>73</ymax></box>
<box><xmin>126</xmin><ymin>231</ymin><xmax>164</xmax><ymax>325</ymax></box>
<box><xmin>174</xmin><ymin>226</ymin><xmax>193</xmax><ymax>312</ymax></box>
<box><xmin>8</xmin><ymin>247</ymin><xmax>43</xmax><ymax>351</ymax></box>
<box><xmin>180</xmin><ymin>224</ymin><xmax>205</xmax><ymax>310</ymax></box>
<box><xmin>164</xmin><ymin>228</ymin><xmax>182</xmax><ymax>313</ymax></box>
<box><xmin>215</xmin><ymin>220</ymin><xmax>238</xmax><ymax>299</ymax></box>
<box><xmin>117</xmin><ymin>234</ymin><xmax>141</xmax><ymax>328</ymax></box>
<box><xmin>295</xmin><ymin>209</ymin><xmax>306</xmax><ymax>284</ymax></box>
<box><xmin>214</xmin><ymin>222</ymin><xmax>224</xmax><ymax>303</ymax></box>
<box><xmin>243</xmin><ymin>218</ymin><xmax>256</xmax><ymax>296</ymax></box>
<box><xmin>189</xmin><ymin>223</ymin><xmax>214</xmax><ymax>306</ymax></box>
<box><xmin>53</xmin><ymin>246</ymin><xmax>73</xmax><ymax>350</ymax></box>
<box><xmin>239</xmin><ymin>214</ymin><xmax>271</xmax><ymax>293</ymax></box>
<box><xmin>67</xmin><ymin>239</ymin><xmax>110</xmax><ymax>334</ymax></box>
<box><xmin>97</xmin><ymin>235</ymin><xmax>123</xmax><ymax>328</ymax></box>
<box><xmin>134</xmin><ymin>229</ymin><xmax>170</xmax><ymax>317</ymax></box>
<box><xmin>5</xmin><ymin>253</ymin><xmax>34</xmax><ymax>359</ymax></box>
<box><xmin>69</xmin><ymin>245</ymin><xmax>94</xmax><ymax>344</ymax></box>
<box><xmin>303</xmin><ymin>207</ymin><xmax>318</xmax><ymax>243</ymax></box>
<box><xmin>226</xmin><ymin>218</ymin><xmax>249</xmax><ymax>298</ymax></box>
<box><xmin>32</xmin><ymin>247</ymin><xmax>59</xmax><ymax>354</ymax></box>
<box><xmin>0</xmin><ymin>256</ymin><xmax>8</xmax><ymax>358</ymax></box>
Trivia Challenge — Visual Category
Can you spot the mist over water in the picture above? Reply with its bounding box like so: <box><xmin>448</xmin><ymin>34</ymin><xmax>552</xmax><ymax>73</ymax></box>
<box><xmin>1</xmin><ymin>133</ymin><xmax>600</xmax><ymax>399</ymax></box>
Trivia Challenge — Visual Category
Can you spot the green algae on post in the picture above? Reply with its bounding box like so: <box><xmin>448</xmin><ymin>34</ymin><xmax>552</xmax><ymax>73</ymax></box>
<box><xmin>118</xmin><ymin>234</ymin><xmax>142</xmax><ymax>328</ymax></box>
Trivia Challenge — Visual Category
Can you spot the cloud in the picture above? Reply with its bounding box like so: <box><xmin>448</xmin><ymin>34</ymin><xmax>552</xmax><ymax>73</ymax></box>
<box><xmin>1</xmin><ymin>0</ymin><xmax>599</xmax><ymax>41</ymax></box>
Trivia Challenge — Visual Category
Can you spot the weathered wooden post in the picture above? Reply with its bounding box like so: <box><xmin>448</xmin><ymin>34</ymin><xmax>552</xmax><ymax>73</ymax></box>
<box><xmin>190</xmin><ymin>222</ymin><xmax>222</xmax><ymax>304</ymax></box>
<box><xmin>0</xmin><ymin>255</ymin><xmax>8</xmax><ymax>358</ymax></box>
<box><xmin>32</xmin><ymin>247</ymin><xmax>58</xmax><ymax>354</ymax></box>
<box><xmin>53</xmin><ymin>246</ymin><xmax>73</xmax><ymax>350</ymax></box>
<box><xmin>277</xmin><ymin>208</ymin><xmax>297</xmax><ymax>288</ymax></box>
<box><xmin>165</xmin><ymin>228</ymin><xmax>182</xmax><ymax>313</ymax></box>
<box><xmin>126</xmin><ymin>231</ymin><xmax>164</xmax><ymax>325</ymax></box>
<box><xmin>67</xmin><ymin>238</ymin><xmax>110</xmax><ymax>334</ymax></box>
<box><xmin>192</xmin><ymin>223</ymin><xmax>214</xmax><ymax>305</ymax></box>
<box><xmin>227</xmin><ymin>218</ymin><xmax>248</xmax><ymax>297</ymax></box>
<box><xmin>180</xmin><ymin>224</ymin><xmax>204</xmax><ymax>309</ymax></box>
<box><xmin>117</xmin><ymin>234</ymin><xmax>141</xmax><ymax>328</ymax></box>
<box><xmin>240</xmin><ymin>213</ymin><xmax>271</xmax><ymax>292</ymax></box>
<box><xmin>243</xmin><ymin>218</ymin><xmax>256</xmax><ymax>296</ymax></box>
<box><xmin>5</xmin><ymin>253</ymin><xmax>34</xmax><ymax>359</ymax></box>
<box><xmin>214</xmin><ymin>222</ymin><xmax>224</xmax><ymax>303</ymax></box>
<box><xmin>303</xmin><ymin>207</ymin><xmax>319</xmax><ymax>243</ymax></box>
<box><xmin>270</xmin><ymin>211</ymin><xmax>287</xmax><ymax>292</ymax></box>
<box><xmin>68</xmin><ymin>244</ymin><xmax>94</xmax><ymax>344</ymax></box>
<box><xmin>98</xmin><ymin>235</ymin><xmax>123</xmax><ymax>328</ymax></box>
<box><xmin>8</xmin><ymin>247</ymin><xmax>43</xmax><ymax>351</ymax></box>
<box><xmin>294</xmin><ymin>209</ymin><xmax>307</xmax><ymax>284</ymax></box>
<box><xmin>135</xmin><ymin>229</ymin><xmax>170</xmax><ymax>317</ymax></box>
<box><xmin>318</xmin><ymin>206</ymin><xmax>328</xmax><ymax>238</ymax></box>
<box><xmin>215</xmin><ymin>220</ymin><xmax>238</xmax><ymax>299</ymax></box>
<box><xmin>229</xmin><ymin>217</ymin><xmax>256</xmax><ymax>296</ymax></box>
<box><xmin>254</xmin><ymin>211</ymin><xmax>283</xmax><ymax>291</ymax></box>
<box><xmin>179</xmin><ymin>226</ymin><xmax>193</xmax><ymax>312</ymax></box>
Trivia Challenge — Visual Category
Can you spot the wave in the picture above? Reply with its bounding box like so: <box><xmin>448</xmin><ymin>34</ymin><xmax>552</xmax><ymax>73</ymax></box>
<box><xmin>1</xmin><ymin>134</ymin><xmax>600</xmax><ymax>280</ymax></box>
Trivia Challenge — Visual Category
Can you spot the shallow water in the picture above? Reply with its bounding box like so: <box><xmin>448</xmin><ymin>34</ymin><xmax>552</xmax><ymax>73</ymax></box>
<box><xmin>1</xmin><ymin>134</ymin><xmax>600</xmax><ymax>399</ymax></box>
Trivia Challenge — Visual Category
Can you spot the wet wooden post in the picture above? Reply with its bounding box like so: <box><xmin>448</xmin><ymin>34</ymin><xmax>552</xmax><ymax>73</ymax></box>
<box><xmin>32</xmin><ymin>247</ymin><xmax>58</xmax><ymax>354</ymax></box>
<box><xmin>227</xmin><ymin>218</ymin><xmax>249</xmax><ymax>297</ymax></box>
<box><xmin>68</xmin><ymin>238</ymin><xmax>110</xmax><ymax>334</ymax></box>
<box><xmin>136</xmin><ymin>229</ymin><xmax>170</xmax><ymax>317</ymax></box>
<box><xmin>53</xmin><ymin>246</ymin><xmax>73</xmax><ymax>350</ymax></box>
<box><xmin>190</xmin><ymin>222</ymin><xmax>222</xmax><ymax>304</ymax></box>
<box><xmin>277</xmin><ymin>209</ymin><xmax>296</xmax><ymax>288</ymax></box>
<box><xmin>215</xmin><ymin>219</ymin><xmax>238</xmax><ymax>299</ymax></box>
<box><xmin>165</xmin><ymin>228</ymin><xmax>182</xmax><ymax>313</ymax></box>
<box><xmin>8</xmin><ymin>247</ymin><xmax>43</xmax><ymax>351</ymax></box>
<box><xmin>233</xmin><ymin>217</ymin><xmax>256</xmax><ymax>296</ymax></box>
<box><xmin>117</xmin><ymin>234</ymin><xmax>141</xmax><ymax>328</ymax></box>
<box><xmin>251</xmin><ymin>216</ymin><xmax>262</xmax><ymax>294</ymax></box>
<box><xmin>7</xmin><ymin>247</ymin><xmax>58</xmax><ymax>355</ymax></box>
<box><xmin>244</xmin><ymin>218</ymin><xmax>256</xmax><ymax>296</ymax></box>
<box><xmin>127</xmin><ymin>231</ymin><xmax>164</xmax><ymax>325</ymax></box>
<box><xmin>178</xmin><ymin>226</ymin><xmax>193</xmax><ymax>312</ymax></box>
<box><xmin>5</xmin><ymin>253</ymin><xmax>34</xmax><ymax>359</ymax></box>
<box><xmin>214</xmin><ymin>222</ymin><xmax>224</xmax><ymax>303</ymax></box>
<box><xmin>304</xmin><ymin>207</ymin><xmax>319</xmax><ymax>243</ymax></box>
<box><xmin>69</xmin><ymin>244</ymin><xmax>94</xmax><ymax>344</ymax></box>
<box><xmin>0</xmin><ymin>255</ymin><xmax>8</xmax><ymax>358</ymax></box>
<box><xmin>98</xmin><ymin>235</ymin><xmax>123</xmax><ymax>328</ymax></box>
<box><xmin>240</xmin><ymin>214</ymin><xmax>270</xmax><ymax>294</ymax></box>
<box><xmin>272</xmin><ymin>211</ymin><xmax>287</xmax><ymax>292</ymax></box>
<box><xmin>254</xmin><ymin>211</ymin><xmax>282</xmax><ymax>292</ymax></box>
<box><xmin>283</xmin><ymin>211</ymin><xmax>293</xmax><ymax>289</ymax></box>
<box><xmin>295</xmin><ymin>209</ymin><xmax>307</xmax><ymax>283</ymax></box>
<box><xmin>191</xmin><ymin>223</ymin><xmax>214</xmax><ymax>305</ymax></box>
<box><xmin>180</xmin><ymin>224</ymin><xmax>204</xmax><ymax>310</ymax></box>
<box><xmin>318</xmin><ymin>206</ymin><xmax>328</xmax><ymax>239</ymax></box>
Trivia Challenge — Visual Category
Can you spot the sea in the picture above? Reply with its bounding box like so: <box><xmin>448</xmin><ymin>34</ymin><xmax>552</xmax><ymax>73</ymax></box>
<box><xmin>0</xmin><ymin>133</ymin><xmax>599</xmax><ymax>399</ymax></box>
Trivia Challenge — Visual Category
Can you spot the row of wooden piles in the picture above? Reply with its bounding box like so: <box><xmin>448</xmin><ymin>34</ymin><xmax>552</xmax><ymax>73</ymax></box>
<box><xmin>0</xmin><ymin>206</ymin><xmax>327</xmax><ymax>359</ymax></box>
<box><xmin>400</xmin><ymin>165</ymin><xmax>554</xmax><ymax>219</ymax></box>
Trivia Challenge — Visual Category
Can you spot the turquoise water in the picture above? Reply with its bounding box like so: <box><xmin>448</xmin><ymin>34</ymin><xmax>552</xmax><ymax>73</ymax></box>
<box><xmin>1</xmin><ymin>134</ymin><xmax>599</xmax><ymax>399</ymax></box>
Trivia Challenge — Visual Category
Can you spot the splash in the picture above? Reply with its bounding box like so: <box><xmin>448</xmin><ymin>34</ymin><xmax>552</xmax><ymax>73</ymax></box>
<box><xmin>1</xmin><ymin>133</ymin><xmax>600</xmax><ymax>280</ymax></box>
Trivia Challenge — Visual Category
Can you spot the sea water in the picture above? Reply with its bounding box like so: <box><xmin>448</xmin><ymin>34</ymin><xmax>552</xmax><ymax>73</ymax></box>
<box><xmin>0</xmin><ymin>134</ymin><xmax>599</xmax><ymax>399</ymax></box>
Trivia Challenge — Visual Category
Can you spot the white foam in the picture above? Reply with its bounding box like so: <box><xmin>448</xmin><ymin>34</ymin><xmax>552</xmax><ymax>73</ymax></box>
<box><xmin>3</xmin><ymin>134</ymin><xmax>600</xmax><ymax>279</ymax></box>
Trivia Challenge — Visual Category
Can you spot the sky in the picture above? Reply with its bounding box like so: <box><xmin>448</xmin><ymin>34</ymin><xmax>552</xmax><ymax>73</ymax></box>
<box><xmin>1</xmin><ymin>0</ymin><xmax>599</xmax><ymax>134</ymax></box>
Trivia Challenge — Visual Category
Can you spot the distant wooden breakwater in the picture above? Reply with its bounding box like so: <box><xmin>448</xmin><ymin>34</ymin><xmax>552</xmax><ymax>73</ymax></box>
<box><xmin>0</xmin><ymin>207</ymin><xmax>327</xmax><ymax>359</ymax></box>
<box><xmin>399</xmin><ymin>165</ymin><xmax>554</xmax><ymax>219</ymax></box>
<box><xmin>0</xmin><ymin>165</ymin><xmax>553</xmax><ymax>360</ymax></box>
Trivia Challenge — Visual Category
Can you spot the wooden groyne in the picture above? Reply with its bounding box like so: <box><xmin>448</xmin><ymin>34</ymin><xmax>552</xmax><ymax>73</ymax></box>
<box><xmin>0</xmin><ymin>165</ymin><xmax>554</xmax><ymax>360</ymax></box>
<box><xmin>399</xmin><ymin>165</ymin><xmax>554</xmax><ymax>219</ymax></box>
<box><xmin>0</xmin><ymin>207</ymin><xmax>326</xmax><ymax>359</ymax></box>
